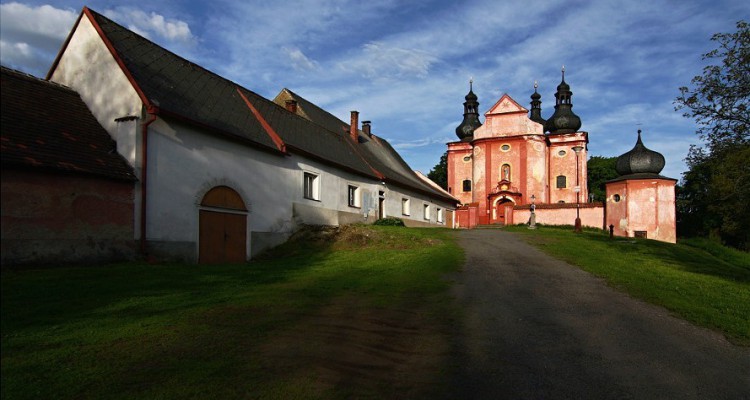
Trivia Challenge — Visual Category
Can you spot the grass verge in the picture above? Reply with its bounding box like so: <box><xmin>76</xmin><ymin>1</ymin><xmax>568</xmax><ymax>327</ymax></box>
<box><xmin>1</xmin><ymin>225</ymin><xmax>463</xmax><ymax>400</ymax></box>
<box><xmin>507</xmin><ymin>225</ymin><xmax>750</xmax><ymax>345</ymax></box>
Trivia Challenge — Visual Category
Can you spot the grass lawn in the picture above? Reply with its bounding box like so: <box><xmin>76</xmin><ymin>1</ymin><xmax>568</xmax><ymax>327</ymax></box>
<box><xmin>507</xmin><ymin>225</ymin><xmax>750</xmax><ymax>345</ymax></box>
<box><xmin>1</xmin><ymin>225</ymin><xmax>463</xmax><ymax>400</ymax></box>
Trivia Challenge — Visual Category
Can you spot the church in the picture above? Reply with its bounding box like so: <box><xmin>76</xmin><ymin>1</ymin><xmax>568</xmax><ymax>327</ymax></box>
<box><xmin>447</xmin><ymin>71</ymin><xmax>677</xmax><ymax>243</ymax></box>
<box><xmin>448</xmin><ymin>70</ymin><xmax>590</xmax><ymax>226</ymax></box>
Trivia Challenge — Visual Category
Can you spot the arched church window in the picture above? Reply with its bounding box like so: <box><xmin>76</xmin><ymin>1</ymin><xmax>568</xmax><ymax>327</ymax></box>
<box><xmin>463</xmin><ymin>179</ymin><xmax>472</xmax><ymax>192</ymax></box>
<box><xmin>556</xmin><ymin>175</ymin><xmax>567</xmax><ymax>188</ymax></box>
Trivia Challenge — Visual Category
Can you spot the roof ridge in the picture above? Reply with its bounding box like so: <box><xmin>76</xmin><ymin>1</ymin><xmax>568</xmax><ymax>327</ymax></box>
<box><xmin>2</xmin><ymin>66</ymin><xmax>77</xmax><ymax>93</ymax></box>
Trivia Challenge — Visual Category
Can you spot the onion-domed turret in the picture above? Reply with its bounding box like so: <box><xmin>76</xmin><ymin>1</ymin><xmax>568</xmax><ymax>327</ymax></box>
<box><xmin>529</xmin><ymin>81</ymin><xmax>546</xmax><ymax>125</ymax></box>
<box><xmin>615</xmin><ymin>130</ymin><xmax>666</xmax><ymax>176</ymax></box>
<box><xmin>455</xmin><ymin>80</ymin><xmax>482</xmax><ymax>141</ymax></box>
<box><xmin>544</xmin><ymin>66</ymin><xmax>581</xmax><ymax>134</ymax></box>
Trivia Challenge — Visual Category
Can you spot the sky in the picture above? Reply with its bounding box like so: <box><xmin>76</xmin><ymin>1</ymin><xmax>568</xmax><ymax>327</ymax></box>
<box><xmin>1</xmin><ymin>1</ymin><xmax>748</xmax><ymax>180</ymax></box>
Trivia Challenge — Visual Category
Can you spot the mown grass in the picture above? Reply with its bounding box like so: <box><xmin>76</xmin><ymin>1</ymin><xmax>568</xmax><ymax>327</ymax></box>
<box><xmin>1</xmin><ymin>225</ymin><xmax>463</xmax><ymax>400</ymax></box>
<box><xmin>507</xmin><ymin>225</ymin><xmax>750</xmax><ymax>345</ymax></box>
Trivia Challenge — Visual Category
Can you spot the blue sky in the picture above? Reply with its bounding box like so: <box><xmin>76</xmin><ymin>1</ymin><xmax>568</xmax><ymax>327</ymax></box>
<box><xmin>1</xmin><ymin>1</ymin><xmax>747</xmax><ymax>180</ymax></box>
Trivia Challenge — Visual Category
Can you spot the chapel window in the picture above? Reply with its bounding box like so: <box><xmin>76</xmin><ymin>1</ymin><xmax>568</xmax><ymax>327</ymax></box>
<box><xmin>463</xmin><ymin>179</ymin><xmax>472</xmax><ymax>192</ymax></box>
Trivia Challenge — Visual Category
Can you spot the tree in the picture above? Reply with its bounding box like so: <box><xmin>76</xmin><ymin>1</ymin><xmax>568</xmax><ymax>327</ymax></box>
<box><xmin>428</xmin><ymin>151</ymin><xmax>448</xmax><ymax>190</ymax></box>
<box><xmin>675</xmin><ymin>20</ymin><xmax>750</xmax><ymax>250</ymax></box>
<box><xmin>587</xmin><ymin>156</ymin><xmax>618</xmax><ymax>202</ymax></box>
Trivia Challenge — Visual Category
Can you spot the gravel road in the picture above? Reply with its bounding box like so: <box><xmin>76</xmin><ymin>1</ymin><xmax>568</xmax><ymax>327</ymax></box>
<box><xmin>448</xmin><ymin>229</ymin><xmax>750</xmax><ymax>399</ymax></box>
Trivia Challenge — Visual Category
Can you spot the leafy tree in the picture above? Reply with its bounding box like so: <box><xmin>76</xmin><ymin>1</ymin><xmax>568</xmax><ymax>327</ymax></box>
<box><xmin>587</xmin><ymin>156</ymin><xmax>618</xmax><ymax>202</ymax></box>
<box><xmin>427</xmin><ymin>151</ymin><xmax>448</xmax><ymax>190</ymax></box>
<box><xmin>675</xmin><ymin>20</ymin><xmax>750</xmax><ymax>250</ymax></box>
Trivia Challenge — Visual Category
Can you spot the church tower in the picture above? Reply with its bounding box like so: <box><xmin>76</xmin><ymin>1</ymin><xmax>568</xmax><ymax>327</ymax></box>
<box><xmin>455</xmin><ymin>80</ymin><xmax>483</xmax><ymax>142</ymax></box>
<box><xmin>545</xmin><ymin>67</ymin><xmax>588</xmax><ymax>204</ymax></box>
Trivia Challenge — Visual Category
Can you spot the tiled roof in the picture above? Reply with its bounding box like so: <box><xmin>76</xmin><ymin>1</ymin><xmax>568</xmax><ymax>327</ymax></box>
<box><xmin>274</xmin><ymin>89</ymin><xmax>455</xmax><ymax>202</ymax></box>
<box><xmin>73</xmin><ymin>8</ymin><xmax>453</xmax><ymax>203</ymax></box>
<box><xmin>0</xmin><ymin>67</ymin><xmax>136</xmax><ymax>181</ymax></box>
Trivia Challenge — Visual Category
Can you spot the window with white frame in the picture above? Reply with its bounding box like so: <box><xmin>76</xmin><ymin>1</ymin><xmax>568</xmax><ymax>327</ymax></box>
<box><xmin>347</xmin><ymin>185</ymin><xmax>360</xmax><ymax>207</ymax></box>
<box><xmin>437</xmin><ymin>207</ymin><xmax>443</xmax><ymax>223</ymax></box>
<box><xmin>423</xmin><ymin>203</ymin><xmax>430</xmax><ymax>220</ymax></box>
<box><xmin>303</xmin><ymin>172</ymin><xmax>320</xmax><ymax>200</ymax></box>
<box><xmin>402</xmin><ymin>198</ymin><xmax>410</xmax><ymax>215</ymax></box>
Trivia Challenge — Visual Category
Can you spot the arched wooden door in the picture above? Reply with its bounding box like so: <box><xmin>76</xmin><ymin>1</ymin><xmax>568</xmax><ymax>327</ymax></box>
<box><xmin>199</xmin><ymin>186</ymin><xmax>247</xmax><ymax>264</ymax></box>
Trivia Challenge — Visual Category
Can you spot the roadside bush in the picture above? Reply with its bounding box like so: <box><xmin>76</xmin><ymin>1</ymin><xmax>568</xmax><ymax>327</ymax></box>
<box><xmin>374</xmin><ymin>217</ymin><xmax>405</xmax><ymax>227</ymax></box>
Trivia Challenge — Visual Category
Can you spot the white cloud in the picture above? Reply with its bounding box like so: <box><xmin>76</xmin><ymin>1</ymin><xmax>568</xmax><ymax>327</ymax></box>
<box><xmin>104</xmin><ymin>8</ymin><xmax>193</xmax><ymax>43</ymax></box>
<box><xmin>338</xmin><ymin>42</ymin><xmax>438</xmax><ymax>81</ymax></box>
<box><xmin>282</xmin><ymin>47</ymin><xmax>319</xmax><ymax>71</ymax></box>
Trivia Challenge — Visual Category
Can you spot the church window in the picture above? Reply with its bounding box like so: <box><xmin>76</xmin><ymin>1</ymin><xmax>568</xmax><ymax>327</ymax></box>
<box><xmin>304</xmin><ymin>172</ymin><xmax>320</xmax><ymax>200</ymax></box>
<box><xmin>463</xmin><ymin>155</ymin><xmax>471</xmax><ymax>162</ymax></box>
<box><xmin>613</xmin><ymin>194</ymin><xmax>621</xmax><ymax>202</ymax></box>
<box><xmin>501</xmin><ymin>144</ymin><xmax>511</xmax><ymax>152</ymax></box>
<box><xmin>558</xmin><ymin>150</ymin><xmax>567</xmax><ymax>157</ymax></box>
<box><xmin>463</xmin><ymin>179</ymin><xmax>472</xmax><ymax>192</ymax></box>
<box><xmin>556</xmin><ymin>175</ymin><xmax>567</xmax><ymax>188</ymax></box>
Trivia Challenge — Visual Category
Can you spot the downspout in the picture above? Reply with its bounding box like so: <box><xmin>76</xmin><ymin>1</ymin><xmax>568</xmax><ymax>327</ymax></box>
<box><xmin>140</xmin><ymin>107</ymin><xmax>158</xmax><ymax>256</ymax></box>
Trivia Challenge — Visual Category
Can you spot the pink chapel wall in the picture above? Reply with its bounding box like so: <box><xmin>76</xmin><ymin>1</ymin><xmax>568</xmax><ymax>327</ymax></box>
<box><xmin>606</xmin><ymin>178</ymin><xmax>676</xmax><ymax>243</ymax></box>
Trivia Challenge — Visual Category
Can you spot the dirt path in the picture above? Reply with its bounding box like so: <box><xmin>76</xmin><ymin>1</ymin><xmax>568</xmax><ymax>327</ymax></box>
<box><xmin>448</xmin><ymin>229</ymin><xmax>750</xmax><ymax>399</ymax></box>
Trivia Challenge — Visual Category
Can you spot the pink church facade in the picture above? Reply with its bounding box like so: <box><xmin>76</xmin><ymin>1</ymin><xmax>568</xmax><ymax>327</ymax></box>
<box><xmin>446</xmin><ymin>73</ymin><xmax>677</xmax><ymax>243</ymax></box>
<box><xmin>448</xmin><ymin>74</ymin><xmax>589</xmax><ymax>226</ymax></box>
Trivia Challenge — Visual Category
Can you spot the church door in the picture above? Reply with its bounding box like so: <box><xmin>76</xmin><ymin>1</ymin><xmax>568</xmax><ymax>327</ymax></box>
<box><xmin>199</xmin><ymin>186</ymin><xmax>247</xmax><ymax>264</ymax></box>
<box><xmin>494</xmin><ymin>199</ymin><xmax>513</xmax><ymax>225</ymax></box>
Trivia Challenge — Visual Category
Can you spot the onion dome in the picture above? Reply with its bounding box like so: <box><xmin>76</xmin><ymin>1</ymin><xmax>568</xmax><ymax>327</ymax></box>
<box><xmin>544</xmin><ymin>66</ymin><xmax>581</xmax><ymax>134</ymax></box>
<box><xmin>455</xmin><ymin>79</ymin><xmax>483</xmax><ymax>141</ymax></box>
<box><xmin>529</xmin><ymin>81</ymin><xmax>546</xmax><ymax>125</ymax></box>
<box><xmin>615</xmin><ymin>130</ymin><xmax>666</xmax><ymax>175</ymax></box>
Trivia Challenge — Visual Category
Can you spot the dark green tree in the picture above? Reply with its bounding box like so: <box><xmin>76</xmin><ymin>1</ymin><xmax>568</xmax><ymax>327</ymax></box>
<box><xmin>587</xmin><ymin>156</ymin><xmax>618</xmax><ymax>202</ymax></box>
<box><xmin>427</xmin><ymin>151</ymin><xmax>448</xmax><ymax>190</ymax></box>
<box><xmin>675</xmin><ymin>20</ymin><xmax>750</xmax><ymax>250</ymax></box>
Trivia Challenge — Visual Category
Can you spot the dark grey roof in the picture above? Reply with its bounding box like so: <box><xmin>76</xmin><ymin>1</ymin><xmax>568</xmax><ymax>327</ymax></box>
<box><xmin>615</xmin><ymin>130</ymin><xmax>666</xmax><ymax>176</ymax></box>
<box><xmin>1</xmin><ymin>66</ymin><xmax>136</xmax><ymax>181</ymax></box>
<box><xmin>65</xmin><ymin>8</ymin><xmax>453</xmax><ymax>203</ymax></box>
<box><xmin>275</xmin><ymin>89</ymin><xmax>456</xmax><ymax>202</ymax></box>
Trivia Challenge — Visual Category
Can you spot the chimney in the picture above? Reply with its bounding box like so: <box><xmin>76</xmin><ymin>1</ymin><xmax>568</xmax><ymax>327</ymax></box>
<box><xmin>285</xmin><ymin>100</ymin><xmax>298</xmax><ymax>113</ymax></box>
<box><xmin>350</xmin><ymin>111</ymin><xmax>359</xmax><ymax>141</ymax></box>
<box><xmin>362</xmin><ymin>120</ymin><xmax>371</xmax><ymax>137</ymax></box>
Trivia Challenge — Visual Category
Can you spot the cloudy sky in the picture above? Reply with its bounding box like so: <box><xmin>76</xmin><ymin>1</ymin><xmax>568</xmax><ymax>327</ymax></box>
<box><xmin>1</xmin><ymin>1</ymin><xmax>747</xmax><ymax>179</ymax></box>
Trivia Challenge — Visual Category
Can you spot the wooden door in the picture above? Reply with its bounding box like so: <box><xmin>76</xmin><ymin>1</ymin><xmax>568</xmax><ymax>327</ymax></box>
<box><xmin>199</xmin><ymin>210</ymin><xmax>246</xmax><ymax>264</ymax></box>
<box><xmin>199</xmin><ymin>186</ymin><xmax>247</xmax><ymax>264</ymax></box>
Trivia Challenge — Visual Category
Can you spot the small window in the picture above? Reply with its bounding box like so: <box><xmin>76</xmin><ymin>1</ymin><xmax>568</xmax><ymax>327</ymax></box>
<box><xmin>501</xmin><ymin>144</ymin><xmax>511</xmax><ymax>152</ymax></box>
<box><xmin>634</xmin><ymin>231</ymin><xmax>647</xmax><ymax>238</ymax></box>
<box><xmin>423</xmin><ymin>204</ymin><xmax>430</xmax><ymax>220</ymax></box>
<box><xmin>558</xmin><ymin>200</ymin><xmax>566</xmax><ymax>204</ymax></box>
<box><xmin>348</xmin><ymin>185</ymin><xmax>360</xmax><ymax>207</ymax></box>
<box><xmin>558</xmin><ymin>150</ymin><xmax>567</xmax><ymax>157</ymax></box>
<box><xmin>304</xmin><ymin>172</ymin><xmax>319</xmax><ymax>200</ymax></box>
<box><xmin>613</xmin><ymin>194</ymin><xmax>621</xmax><ymax>202</ymax></box>
<box><xmin>463</xmin><ymin>179</ymin><xmax>472</xmax><ymax>192</ymax></box>
<box><xmin>463</xmin><ymin>155</ymin><xmax>471</xmax><ymax>162</ymax></box>
<box><xmin>437</xmin><ymin>208</ymin><xmax>443</xmax><ymax>223</ymax></box>
<box><xmin>401</xmin><ymin>198</ymin><xmax>410</xmax><ymax>216</ymax></box>
<box><xmin>556</xmin><ymin>175</ymin><xmax>567</xmax><ymax>189</ymax></box>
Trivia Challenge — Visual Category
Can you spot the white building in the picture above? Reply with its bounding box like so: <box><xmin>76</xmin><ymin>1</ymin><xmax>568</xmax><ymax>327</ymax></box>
<box><xmin>47</xmin><ymin>7</ymin><xmax>456</xmax><ymax>263</ymax></box>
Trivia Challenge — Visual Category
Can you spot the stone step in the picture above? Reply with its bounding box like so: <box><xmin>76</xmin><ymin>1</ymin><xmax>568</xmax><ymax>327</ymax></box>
<box><xmin>475</xmin><ymin>224</ymin><xmax>506</xmax><ymax>229</ymax></box>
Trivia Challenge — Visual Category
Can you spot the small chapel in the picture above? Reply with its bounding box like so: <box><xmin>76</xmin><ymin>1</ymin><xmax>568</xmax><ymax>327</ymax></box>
<box><xmin>448</xmin><ymin>69</ymin><xmax>590</xmax><ymax>226</ymax></box>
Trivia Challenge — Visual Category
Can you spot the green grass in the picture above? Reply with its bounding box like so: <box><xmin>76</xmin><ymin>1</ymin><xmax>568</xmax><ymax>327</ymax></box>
<box><xmin>1</xmin><ymin>226</ymin><xmax>463</xmax><ymax>400</ymax></box>
<box><xmin>507</xmin><ymin>224</ymin><xmax>750</xmax><ymax>345</ymax></box>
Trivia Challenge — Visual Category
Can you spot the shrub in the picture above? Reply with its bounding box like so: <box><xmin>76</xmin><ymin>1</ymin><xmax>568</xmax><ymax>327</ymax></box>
<box><xmin>373</xmin><ymin>217</ymin><xmax>405</xmax><ymax>226</ymax></box>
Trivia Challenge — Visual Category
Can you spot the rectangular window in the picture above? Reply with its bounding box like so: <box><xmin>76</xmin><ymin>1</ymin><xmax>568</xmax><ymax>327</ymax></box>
<box><xmin>347</xmin><ymin>185</ymin><xmax>360</xmax><ymax>207</ymax></box>
<box><xmin>423</xmin><ymin>204</ymin><xmax>430</xmax><ymax>220</ymax></box>
<box><xmin>437</xmin><ymin>207</ymin><xmax>443</xmax><ymax>223</ymax></box>
<box><xmin>556</xmin><ymin>175</ymin><xmax>567</xmax><ymax>189</ymax></box>
<box><xmin>401</xmin><ymin>198</ymin><xmax>410</xmax><ymax>216</ymax></box>
<box><xmin>304</xmin><ymin>172</ymin><xmax>319</xmax><ymax>200</ymax></box>
<box><xmin>463</xmin><ymin>179</ymin><xmax>472</xmax><ymax>192</ymax></box>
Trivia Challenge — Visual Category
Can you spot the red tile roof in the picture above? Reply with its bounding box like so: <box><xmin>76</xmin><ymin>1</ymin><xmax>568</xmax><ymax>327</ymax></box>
<box><xmin>0</xmin><ymin>67</ymin><xmax>136</xmax><ymax>181</ymax></box>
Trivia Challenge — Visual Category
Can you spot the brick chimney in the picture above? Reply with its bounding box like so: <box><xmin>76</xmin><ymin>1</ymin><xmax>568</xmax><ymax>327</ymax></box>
<box><xmin>362</xmin><ymin>120</ymin><xmax>371</xmax><ymax>137</ymax></box>
<box><xmin>350</xmin><ymin>111</ymin><xmax>359</xmax><ymax>141</ymax></box>
<box><xmin>285</xmin><ymin>100</ymin><xmax>298</xmax><ymax>113</ymax></box>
